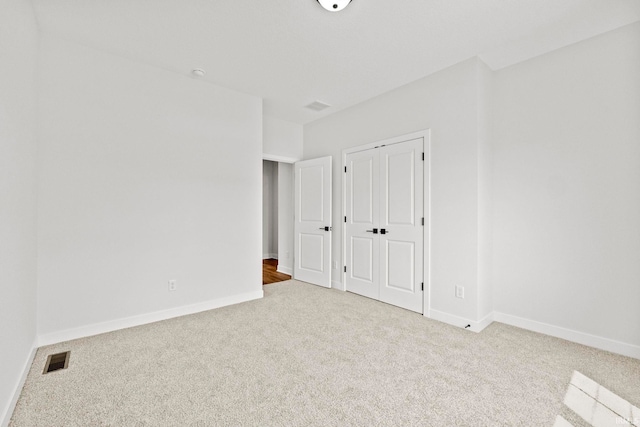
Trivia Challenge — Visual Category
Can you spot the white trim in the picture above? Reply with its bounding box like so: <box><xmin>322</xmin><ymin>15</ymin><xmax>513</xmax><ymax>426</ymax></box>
<box><xmin>262</xmin><ymin>154</ymin><xmax>300</xmax><ymax>164</ymax></box>
<box><xmin>263</xmin><ymin>253</ymin><xmax>278</xmax><ymax>260</ymax></box>
<box><xmin>493</xmin><ymin>312</ymin><xmax>640</xmax><ymax>360</ymax></box>
<box><xmin>1</xmin><ymin>339</ymin><xmax>38</xmax><ymax>427</ymax></box>
<box><xmin>341</xmin><ymin>129</ymin><xmax>431</xmax><ymax>313</ymax></box>
<box><xmin>331</xmin><ymin>279</ymin><xmax>345</xmax><ymax>291</ymax></box>
<box><xmin>341</xmin><ymin>130</ymin><xmax>430</xmax><ymax>156</ymax></box>
<box><xmin>276</xmin><ymin>266</ymin><xmax>292</xmax><ymax>275</ymax></box>
<box><xmin>427</xmin><ymin>309</ymin><xmax>494</xmax><ymax>333</ymax></box>
<box><xmin>37</xmin><ymin>290</ymin><xmax>263</xmax><ymax>347</ymax></box>
<box><xmin>476</xmin><ymin>312</ymin><xmax>495</xmax><ymax>332</ymax></box>
<box><xmin>423</xmin><ymin>131</ymin><xmax>432</xmax><ymax>315</ymax></box>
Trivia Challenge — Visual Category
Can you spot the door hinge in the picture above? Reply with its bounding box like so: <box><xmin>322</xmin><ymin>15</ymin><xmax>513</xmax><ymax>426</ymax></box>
<box><xmin>421</xmin><ymin>217</ymin><xmax>424</xmax><ymax>226</ymax></box>
<box><xmin>421</xmin><ymin>282</ymin><xmax>424</xmax><ymax>291</ymax></box>
<box><xmin>422</xmin><ymin>152</ymin><xmax>425</xmax><ymax>161</ymax></box>
<box><xmin>344</xmin><ymin>166</ymin><xmax>347</xmax><ymax>173</ymax></box>
<box><xmin>344</xmin><ymin>266</ymin><xmax>347</xmax><ymax>273</ymax></box>
<box><xmin>344</xmin><ymin>216</ymin><xmax>347</xmax><ymax>223</ymax></box>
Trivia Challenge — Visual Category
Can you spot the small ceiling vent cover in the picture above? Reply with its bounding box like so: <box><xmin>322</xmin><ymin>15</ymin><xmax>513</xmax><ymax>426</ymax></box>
<box><xmin>43</xmin><ymin>351</ymin><xmax>70</xmax><ymax>374</ymax></box>
<box><xmin>305</xmin><ymin>101</ymin><xmax>331</xmax><ymax>111</ymax></box>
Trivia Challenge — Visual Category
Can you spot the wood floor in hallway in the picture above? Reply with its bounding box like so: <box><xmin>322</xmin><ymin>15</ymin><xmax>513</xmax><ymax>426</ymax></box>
<box><xmin>263</xmin><ymin>259</ymin><xmax>291</xmax><ymax>285</ymax></box>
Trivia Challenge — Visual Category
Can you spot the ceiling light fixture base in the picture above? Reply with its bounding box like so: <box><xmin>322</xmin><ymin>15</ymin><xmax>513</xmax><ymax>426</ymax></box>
<box><xmin>316</xmin><ymin>0</ymin><xmax>352</xmax><ymax>12</ymax></box>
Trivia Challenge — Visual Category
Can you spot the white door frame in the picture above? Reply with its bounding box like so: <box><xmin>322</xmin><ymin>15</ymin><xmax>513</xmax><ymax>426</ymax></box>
<box><xmin>342</xmin><ymin>129</ymin><xmax>431</xmax><ymax>316</ymax></box>
<box><xmin>262</xmin><ymin>154</ymin><xmax>299</xmax><ymax>279</ymax></box>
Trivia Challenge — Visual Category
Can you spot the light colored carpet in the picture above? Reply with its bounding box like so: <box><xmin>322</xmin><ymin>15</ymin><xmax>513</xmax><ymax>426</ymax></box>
<box><xmin>10</xmin><ymin>280</ymin><xmax>640</xmax><ymax>426</ymax></box>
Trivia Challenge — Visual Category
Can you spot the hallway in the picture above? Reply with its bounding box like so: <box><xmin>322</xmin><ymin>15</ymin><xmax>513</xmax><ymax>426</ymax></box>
<box><xmin>262</xmin><ymin>259</ymin><xmax>291</xmax><ymax>285</ymax></box>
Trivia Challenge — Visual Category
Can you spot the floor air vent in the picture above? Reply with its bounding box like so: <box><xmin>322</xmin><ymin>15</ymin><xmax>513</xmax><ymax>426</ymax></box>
<box><xmin>43</xmin><ymin>351</ymin><xmax>70</xmax><ymax>374</ymax></box>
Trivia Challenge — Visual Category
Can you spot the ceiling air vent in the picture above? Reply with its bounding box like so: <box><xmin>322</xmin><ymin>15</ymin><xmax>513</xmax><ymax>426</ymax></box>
<box><xmin>305</xmin><ymin>101</ymin><xmax>331</xmax><ymax>112</ymax></box>
<box><xmin>43</xmin><ymin>351</ymin><xmax>70</xmax><ymax>374</ymax></box>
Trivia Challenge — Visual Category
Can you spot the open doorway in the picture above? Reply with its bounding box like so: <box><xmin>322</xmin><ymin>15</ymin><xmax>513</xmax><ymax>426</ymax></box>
<box><xmin>262</xmin><ymin>160</ymin><xmax>294</xmax><ymax>285</ymax></box>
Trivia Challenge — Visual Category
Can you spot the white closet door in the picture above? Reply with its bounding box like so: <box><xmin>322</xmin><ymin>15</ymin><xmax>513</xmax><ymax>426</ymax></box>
<box><xmin>345</xmin><ymin>148</ymin><xmax>379</xmax><ymax>299</ymax></box>
<box><xmin>378</xmin><ymin>139</ymin><xmax>424</xmax><ymax>313</ymax></box>
<box><xmin>294</xmin><ymin>156</ymin><xmax>332</xmax><ymax>288</ymax></box>
<box><xmin>344</xmin><ymin>137</ymin><xmax>424</xmax><ymax>313</ymax></box>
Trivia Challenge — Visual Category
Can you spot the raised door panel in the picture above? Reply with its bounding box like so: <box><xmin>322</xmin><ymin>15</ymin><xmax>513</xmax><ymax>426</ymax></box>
<box><xmin>298</xmin><ymin>233</ymin><xmax>324</xmax><ymax>272</ymax></box>
<box><xmin>386</xmin><ymin>240</ymin><xmax>415</xmax><ymax>292</ymax></box>
<box><xmin>300</xmin><ymin>166</ymin><xmax>324</xmax><ymax>222</ymax></box>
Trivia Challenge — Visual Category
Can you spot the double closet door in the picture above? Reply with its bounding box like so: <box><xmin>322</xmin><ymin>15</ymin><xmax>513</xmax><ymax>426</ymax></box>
<box><xmin>345</xmin><ymin>138</ymin><xmax>424</xmax><ymax>313</ymax></box>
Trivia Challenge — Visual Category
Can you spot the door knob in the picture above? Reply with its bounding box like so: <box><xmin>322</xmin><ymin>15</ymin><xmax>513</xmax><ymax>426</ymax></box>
<box><xmin>380</xmin><ymin>228</ymin><xmax>388</xmax><ymax>234</ymax></box>
<box><xmin>318</xmin><ymin>226</ymin><xmax>332</xmax><ymax>231</ymax></box>
<box><xmin>365</xmin><ymin>228</ymin><xmax>378</xmax><ymax>234</ymax></box>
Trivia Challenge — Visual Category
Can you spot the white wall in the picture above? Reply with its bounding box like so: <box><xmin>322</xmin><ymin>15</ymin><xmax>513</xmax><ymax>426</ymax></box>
<box><xmin>304</xmin><ymin>58</ymin><xmax>490</xmax><ymax>325</ymax></box>
<box><xmin>263</xmin><ymin>115</ymin><xmax>303</xmax><ymax>161</ymax></box>
<box><xmin>277</xmin><ymin>163</ymin><xmax>294</xmax><ymax>275</ymax></box>
<box><xmin>262</xmin><ymin>160</ymin><xmax>278</xmax><ymax>258</ymax></box>
<box><xmin>492</xmin><ymin>22</ymin><xmax>640</xmax><ymax>347</ymax></box>
<box><xmin>0</xmin><ymin>0</ymin><xmax>39</xmax><ymax>423</ymax></box>
<box><xmin>477</xmin><ymin>60</ymin><xmax>494</xmax><ymax>322</ymax></box>
<box><xmin>36</xmin><ymin>37</ymin><xmax>263</xmax><ymax>337</ymax></box>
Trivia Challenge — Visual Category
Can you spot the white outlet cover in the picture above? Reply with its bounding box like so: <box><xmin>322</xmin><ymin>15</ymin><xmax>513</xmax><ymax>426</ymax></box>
<box><xmin>455</xmin><ymin>286</ymin><xmax>464</xmax><ymax>299</ymax></box>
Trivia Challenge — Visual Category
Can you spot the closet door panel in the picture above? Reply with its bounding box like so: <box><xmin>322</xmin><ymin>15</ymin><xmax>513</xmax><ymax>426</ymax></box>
<box><xmin>379</xmin><ymin>138</ymin><xmax>424</xmax><ymax>313</ymax></box>
<box><xmin>345</xmin><ymin>149</ymin><xmax>379</xmax><ymax>300</ymax></box>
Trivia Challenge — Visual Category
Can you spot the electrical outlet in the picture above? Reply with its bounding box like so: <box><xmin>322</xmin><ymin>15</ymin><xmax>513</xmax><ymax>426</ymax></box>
<box><xmin>455</xmin><ymin>286</ymin><xmax>464</xmax><ymax>299</ymax></box>
<box><xmin>168</xmin><ymin>280</ymin><xmax>177</xmax><ymax>292</ymax></box>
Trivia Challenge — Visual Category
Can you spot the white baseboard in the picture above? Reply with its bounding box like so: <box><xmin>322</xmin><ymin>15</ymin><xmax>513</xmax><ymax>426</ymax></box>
<box><xmin>331</xmin><ymin>280</ymin><xmax>345</xmax><ymax>291</ymax></box>
<box><xmin>476</xmin><ymin>312</ymin><xmax>495</xmax><ymax>332</ymax></box>
<box><xmin>276</xmin><ymin>266</ymin><xmax>292</xmax><ymax>275</ymax></box>
<box><xmin>493</xmin><ymin>312</ymin><xmax>640</xmax><ymax>360</ymax></box>
<box><xmin>426</xmin><ymin>309</ymin><xmax>640</xmax><ymax>358</ymax></box>
<box><xmin>427</xmin><ymin>309</ymin><xmax>494</xmax><ymax>333</ymax></box>
<box><xmin>37</xmin><ymin>290</ymin><xmax>264</xmax><ymax>347</ymax></box>
<box><xmin>1</xmin><ymin>339</ymin><xmax>38</xmax><ymax>427</ymax></box>
<box><xmin>262</xmin><ymin>254</ymin><xmax>278</xmax><ymax>260</ymax></box>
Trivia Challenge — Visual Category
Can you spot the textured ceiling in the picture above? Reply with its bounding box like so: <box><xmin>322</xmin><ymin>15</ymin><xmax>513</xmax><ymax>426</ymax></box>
<box><xmin>30</xmin><ymin>0</ymin><xmax>640</xmax><ymax>124</ymax></box>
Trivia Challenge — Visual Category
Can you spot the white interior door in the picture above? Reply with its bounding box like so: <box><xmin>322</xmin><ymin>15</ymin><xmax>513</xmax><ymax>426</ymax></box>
<box><xmin>294</xmin><ymin>156</ymin><xmax>332</xmax><ymax>288</ymax></box>
<box><xmin>378</xmin><ymin>139</ymin><xmax>423</xmax><ymax>313</ymax></box>
<box><xmin>345</xmin><ymin>148</ymin><xmax>379</xmax><ymax>299</ymax></box>
<box><xmin>344</xmin><ymin>138</ymin><xmax>423</xmax><ymax>313</ymax></box>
